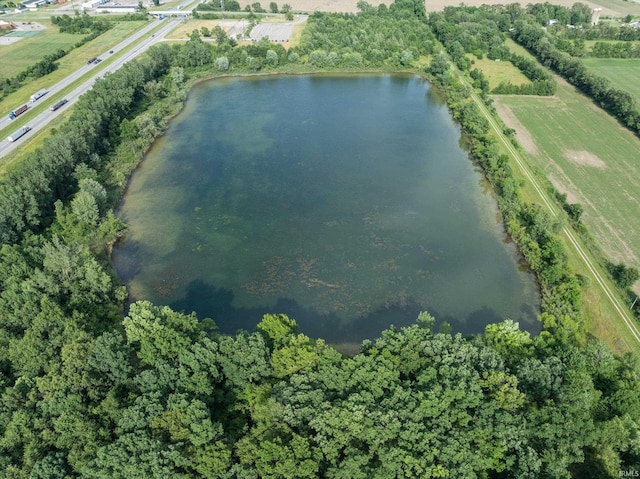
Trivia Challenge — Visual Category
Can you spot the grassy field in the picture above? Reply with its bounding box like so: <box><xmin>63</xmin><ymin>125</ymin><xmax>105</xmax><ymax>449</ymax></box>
<box><xmin>505</xmin><ymin>37</ymin><xmax>537</xmax><ymax>59</ymax></box>
<box><xmin>494</xmin><ymin>81</ymin><xmax>640</xmax><ymax>295</ymax></box>
<box><xmin>166</xmin><ymin>19</ymin><xmax>224</xmax><ymax>39</ymax></box>
<box><xmin>582</xmin><ymin>57</ymin><xmax>640</xmax><ymax>104</ymax></box>
<box><xmin>0</xmin><ymin>20</ymin><xmax>78</xmax><ymax>78</ymax></box>
<box><xmin>0</xmin><ymin>20</ymin><xmax>148</xmax><ymax>112</ymax></box>
<box><xmin>470</xmin><ymin>56</ymin><xmax>529</xmax><ymax>90</ymax></box>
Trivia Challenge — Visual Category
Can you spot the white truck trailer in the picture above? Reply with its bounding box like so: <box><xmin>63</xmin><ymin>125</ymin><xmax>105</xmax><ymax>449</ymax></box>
<box><xmin>30</xmin><ymin>88</ymin><xmax>48</xmax><ymax>102</ymax></box>
<box><xmin>7</xmin><ymin>126</ymin><xmax>32</xmax><ymax>142</ymax></box>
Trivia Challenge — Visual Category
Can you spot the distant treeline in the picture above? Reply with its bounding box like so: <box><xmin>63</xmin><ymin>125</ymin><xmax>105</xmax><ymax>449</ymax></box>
<box><xmin>196</xmin><ymin>0</ymin><xmax>241</xmax><ymax>11</ymax></box>
<box><xmin>590</xmin><ymin>41</ymin><xmax>640</xmax><ymax>58</ymax></box>
<box><xmin>561</xmin><ymin>23</ymin><xmax>640</xmax><ymax>41</ymax></box>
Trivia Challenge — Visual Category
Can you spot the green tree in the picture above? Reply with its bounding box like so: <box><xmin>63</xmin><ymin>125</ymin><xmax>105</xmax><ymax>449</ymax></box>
<box><xmin>257</xmin><ymin>313</ymin><xmax>298</xmax><ymax>350</ymax></box>
<box><xmin>215</xmin><ymin>56</ymin><xmax>229</xmax><ymax>71</ymax></box>
<box><xmin>429</xmin><ymin>52</ymin><xmax>449</xmax><ymax>77</ymax></box>
<box><xmin>266</xmin><ymin>49</ymin><xmax>279</xmax><ymax>66</ymax></box>
<box><xmin>178</xmin><ymin>30</ymin><xmax>212</xmax><ymax>67</ymax></box>
<box><xmin>123</xmin><ymin>301</ymin><xmax>203</xmax><ymax>366</ymax></box>
<box><xmin>607</xmin><ymin>262</ymin><xmax>639</xmax><ymax>289</ymax></box>
<box><xmin>213</xmin><ymin>25</ymin><xmax>227</xmax><ymax>44</ymax></box>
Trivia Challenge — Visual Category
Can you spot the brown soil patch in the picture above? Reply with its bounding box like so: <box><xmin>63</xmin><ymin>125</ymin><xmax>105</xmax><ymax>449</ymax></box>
<box><xmin>564</xmin><ymin>150</ymin><xmax>606</xmax><ymax>168</ymax></box>
<box><xmin>492</xmin><ymin>99</ymin><xmax>540</xmax><ymax>157</ymax></box>
<box><xmin>549</xmin><ymin>177</ymin><xmax>580</xmax><ymax>205</ymax></box>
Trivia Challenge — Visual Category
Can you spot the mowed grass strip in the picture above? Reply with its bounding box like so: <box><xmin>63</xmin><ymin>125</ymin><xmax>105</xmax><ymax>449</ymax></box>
<box><xmin>582</xmin><ymin>57</ymin><xmax>640</xmax><ymax>104</ymax></box>
<box><xmin>470</xmin><ymin>56</ymin><xmax>529</xmax><ymax>90</ymax></box>
<box><xmin>494</xmin><ymin>81</ymin><xmax>640</xmax><ymax>287</ymax></box>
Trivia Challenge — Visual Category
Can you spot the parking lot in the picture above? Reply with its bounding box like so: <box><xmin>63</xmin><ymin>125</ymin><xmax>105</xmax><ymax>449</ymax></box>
<box><xmin>220</xmin><ymin>15</ymin><xmax>307</xmax><ymax>42</ymax></box>
<box><xmin>249</xmin><ymin>21</ymin><xmax>296</xmax><ymax>42</ymax></box>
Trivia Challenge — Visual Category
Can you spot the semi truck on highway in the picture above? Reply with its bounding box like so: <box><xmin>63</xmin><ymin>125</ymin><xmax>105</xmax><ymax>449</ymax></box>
<box><xmin>30</xmin><ymin>88</ymin><xmax>48</xmax><ymax>102</ymax></box>
<box><xmin>7</xmin><ymin>126</ymin><xmax>31</xmax><ymax>142</ymax></box>
<box><xmin>50</xmin><ymin>98</ymin><xmax>68</xmax><ymax>111</ymax></box>
<box><xmin>8</xmin><ymin>104</ymin><xmax>28</xmax><ymax>120</ymax></box>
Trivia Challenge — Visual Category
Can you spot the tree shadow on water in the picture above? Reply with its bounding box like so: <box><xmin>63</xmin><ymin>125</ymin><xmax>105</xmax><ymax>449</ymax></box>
<box><xmin>170</xmin><ymin>280</ymin><xmax>431</xmax><ymax>343</ymax></box>
<box><xmin>169</xmin><ymin>279</ymin><xmax>344</xmax><ymax>339</ymax></box>
<box><xmin>170</xmin><ymin>279</ymin><xmax>535</xmax><ymax>345</ymax></box>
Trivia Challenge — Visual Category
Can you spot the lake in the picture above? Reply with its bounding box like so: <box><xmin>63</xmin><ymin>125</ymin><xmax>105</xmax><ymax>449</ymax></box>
<box><xmin>112</xmin><ymin>74</ymin><xmax>540</xmax><ymax>347</ymax></box>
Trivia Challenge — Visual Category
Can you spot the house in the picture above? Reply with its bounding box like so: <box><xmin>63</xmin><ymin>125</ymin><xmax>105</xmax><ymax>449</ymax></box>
<box><xmin>20</xmin><ymin>0</ymin><xmax>48</xmax><ymax>9</ymax></box>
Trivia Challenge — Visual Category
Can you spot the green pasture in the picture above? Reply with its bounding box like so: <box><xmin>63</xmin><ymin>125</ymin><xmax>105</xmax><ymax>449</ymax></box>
<box><xmin>470</xmin><ymin>56</ymin><xmax>529</xmax><ymax>90</ymax></box>
<box><xmin>496</xmin><ymin>82</ymin><xmax>640</xmax><ymax>284</ymax></box>
<box><xmin>583</xmin><ymin>57</ymin><xmax>640</xmax><ymax>104</ymax></box>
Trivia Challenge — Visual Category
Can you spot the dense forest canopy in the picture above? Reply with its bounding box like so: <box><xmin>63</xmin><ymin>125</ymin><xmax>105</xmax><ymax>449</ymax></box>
<box><xmin>0</xmin><ymin>1</ymin><xmax>639</xmax><ymax>477</ymax></box>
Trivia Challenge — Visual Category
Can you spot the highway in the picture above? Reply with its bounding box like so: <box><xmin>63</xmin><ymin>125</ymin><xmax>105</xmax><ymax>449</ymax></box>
<box><xmin>0</xmin><ymin>16</ymin><xmax>182</xmax><ymax>158</ymax></box>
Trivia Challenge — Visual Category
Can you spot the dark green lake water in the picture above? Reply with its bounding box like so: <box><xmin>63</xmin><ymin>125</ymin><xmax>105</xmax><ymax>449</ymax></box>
<box><xmin>112</xmin><ymin>74</ymin><xmax>539</xmax><ymax>346</ymax></box>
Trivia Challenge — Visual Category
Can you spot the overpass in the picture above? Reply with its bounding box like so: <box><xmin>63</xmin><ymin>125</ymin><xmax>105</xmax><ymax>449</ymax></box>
<box><xmin>149</xmin><ymin>10</ymin><xmax>191</xmax><ymax>17</ymax></box>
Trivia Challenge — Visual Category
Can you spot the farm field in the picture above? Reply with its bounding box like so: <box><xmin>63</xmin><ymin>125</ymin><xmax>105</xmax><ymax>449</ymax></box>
<box><xmin>494</xmin><ymin>80</ymin><xmax>640</xmax><ymax>294</ymax></box>
<box><xmin>582</xmin><ymin>57</ymin><xmax>640</xmax><ymax>104</ymax></box>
